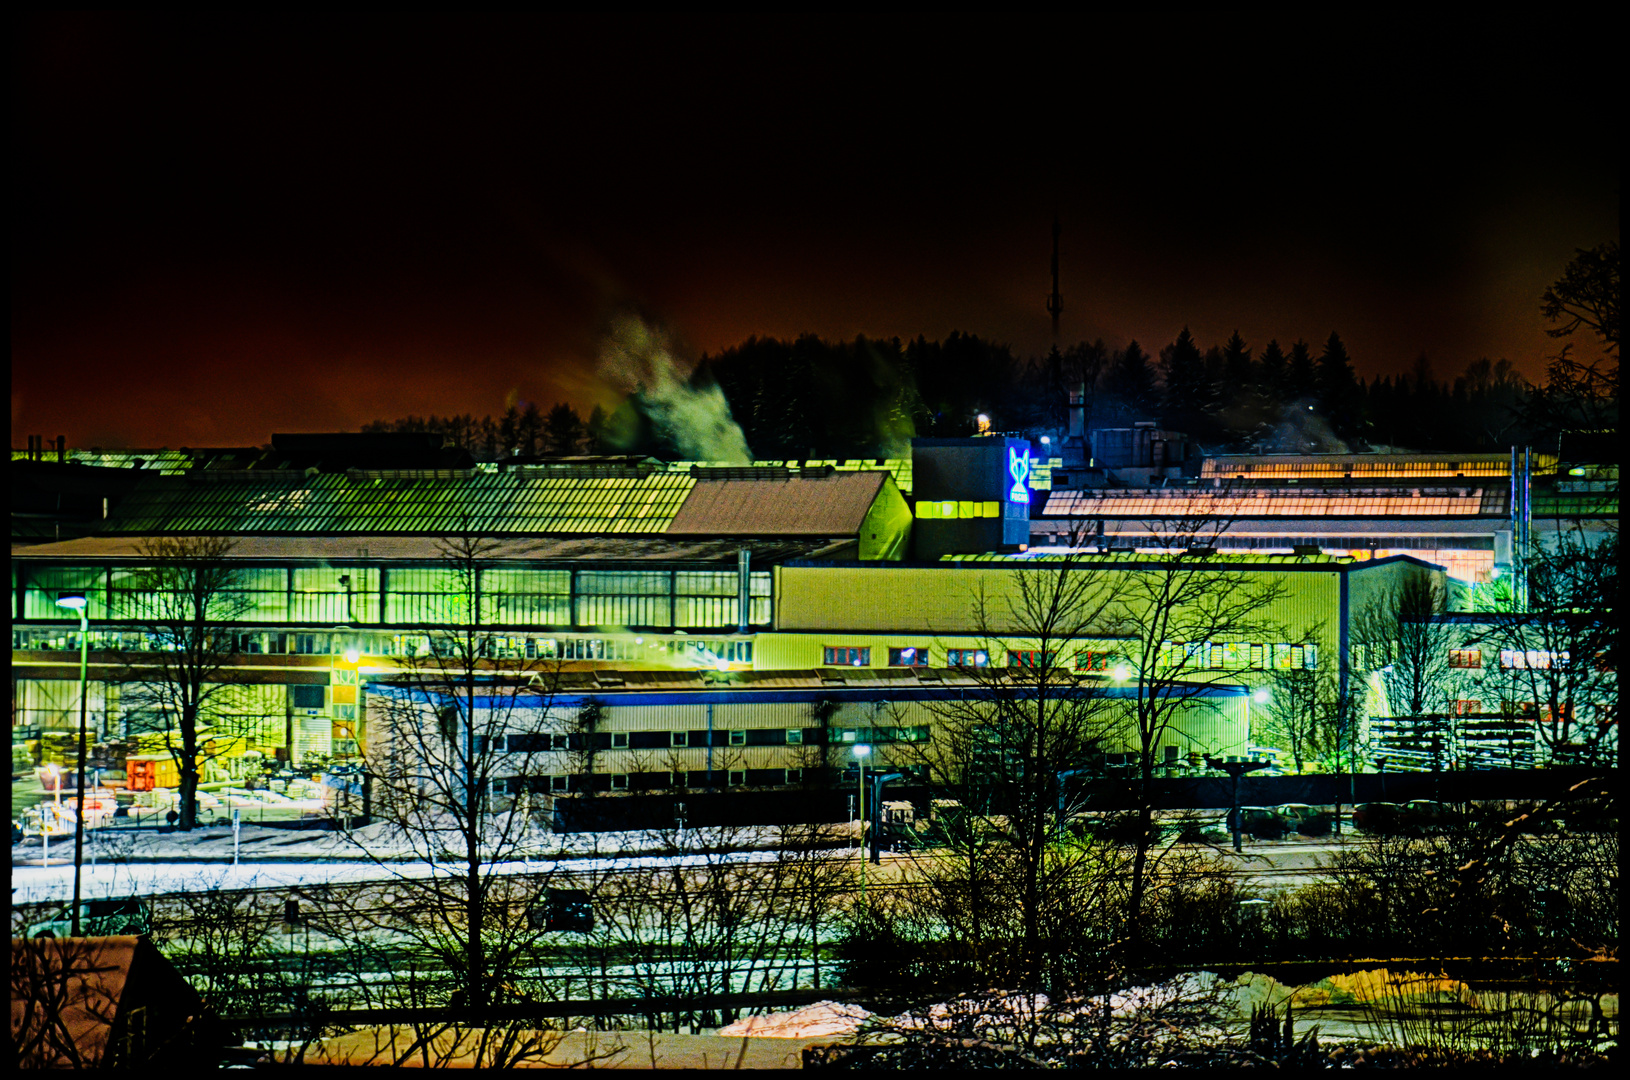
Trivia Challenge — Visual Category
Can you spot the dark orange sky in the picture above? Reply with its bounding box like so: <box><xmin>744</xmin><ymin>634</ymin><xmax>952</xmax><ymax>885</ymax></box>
<box><xmin>12</xmin><ymin>14</ymin><xmax>1620</xmax><ymax>449</ymax></box>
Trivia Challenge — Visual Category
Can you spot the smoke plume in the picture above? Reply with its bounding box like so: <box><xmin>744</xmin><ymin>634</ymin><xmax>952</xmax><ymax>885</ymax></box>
<box><xmin>597</xmin><ymin>314</ymin><xmax>752</xmax><ymax>463</ymax></box>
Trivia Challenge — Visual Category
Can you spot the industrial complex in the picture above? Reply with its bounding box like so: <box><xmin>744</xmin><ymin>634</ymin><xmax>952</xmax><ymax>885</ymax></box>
<box><xmin>10</xmin><ymin>428</ymin><xmax>1616</xmax><ymax>828</ymax></box>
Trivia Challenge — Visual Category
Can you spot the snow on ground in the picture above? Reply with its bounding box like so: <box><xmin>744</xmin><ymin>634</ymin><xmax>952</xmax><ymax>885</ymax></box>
<box><xmin>9</xmin><ymin>836</ymin><xmax>791</xmax><ymax>905</ymax></box>
<box><xmin>717</xmin><ymin>1002</ymin><xmax>875</xmax><ymax>1039</ymax></box>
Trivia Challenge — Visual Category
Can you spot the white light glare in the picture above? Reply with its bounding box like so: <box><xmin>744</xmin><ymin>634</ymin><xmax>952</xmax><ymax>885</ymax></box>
<box><xmin>1253</xmin><ymin>689</ymin><xmax>1270</xmax><ymax>704</ymax></box>
<box><xmin>853</xmin><ymin>744</ymin><xmax>871</xmax><ymax>759</ymax></box>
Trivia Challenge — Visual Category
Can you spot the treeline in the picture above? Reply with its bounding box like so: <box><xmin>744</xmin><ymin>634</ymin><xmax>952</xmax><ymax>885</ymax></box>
<box><xmin>698</xmin><ymin>328</ymin><xmax>1546</xmax><ymax>457</ymax></box>
<box><xmin>360</xmin><ymin>401</ymin><xmax>600</xmax><ymax>459</ymax></box>
<box><xmin>360</xmin><ymin>333</ymin><xmax>1546</xmax><ymax>461</ymax></box>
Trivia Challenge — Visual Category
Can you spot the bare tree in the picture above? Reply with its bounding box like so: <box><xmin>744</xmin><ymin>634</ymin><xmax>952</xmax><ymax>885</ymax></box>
<box><xmin>1100</xmin><ymin>518</ymin><xmax>1289</xmax><ymax>959</ymax></box>
<box><xmin>112</xmin><ymin>536</ymin><xmax>258</xmax><ymax>831</ymax></box>
<box><xmin>908</xmin><ymin>554</ymin><xmax>1123</xmax><ymax>988</ymax></box>
<box><xmin>1254</xmin><ymin>668</ymin><xmax>1330</xmax><ymax>774</ymax></box>
<box><xmin>1353</xmin><ymin>570</ymin><xmax>1459</xmax><ymax>720</ymax></box>
<box><xmin>350</xmin><ymin>531</ymin><xmax>569</xmax><ymax>1023</ymax></box>
<box><xmin>1474</xmin><ymin>523</ymin><xmax>1618</xmax><ymax>766</ymax></box>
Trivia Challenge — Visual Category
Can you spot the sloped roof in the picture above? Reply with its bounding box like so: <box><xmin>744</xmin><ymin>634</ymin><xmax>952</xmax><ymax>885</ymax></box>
<box><xmin>11</xmin><ymin>535</ymin><xmax>849</xmax><ymax>564</ymax></box>
<box><xmin>666</xmin><ymin>472</ymin><xmax>887</xmax><ymax>536</ymax></box>
<box><xmin>98</xmin><ymin>470</ymin><xmax>696</xmax><ymax>536</ymax></box>
<box><xmin>10</xmin><ymin>935</ymin><xmax>208</xmax><ymax>1068</ymax></box>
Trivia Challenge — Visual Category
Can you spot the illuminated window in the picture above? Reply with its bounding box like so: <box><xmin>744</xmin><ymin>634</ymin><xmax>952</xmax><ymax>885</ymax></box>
<box><xmin>1500</xmin><ymin>649</ymin><xmax>1568</xmax><ymax>670</ymax></box>
<box><xmin>1007</xmin><ymin>649</ymin><xmax>1054</xmax><ymax>669</ymax></box>
<box><xmin>1453</xmin><ymin>700</ymin><xmax>1482</xmax><ymax>716</ymax></box>
<box><xmin>888</xmin><ymin>646</ymin><xmax>929</xmax><ymax>667</ymax></box>
<box><xmin>728</xmin><ymin>729</ymin><xmax>746</xmax><ymax>746</ymax></box>
<box><xmin>824</xmin><ymin>646</ymin><xmax>871</xmax><ymax>667</ymax></box>
<box><xmin>1272</xmin><ymin>644</ymin><xmax>1316</xmax><ymax>670</ymax></box>
<box><xmin>785</xmin><ymin>728</ymin><xmax>804</xmax><ymax>745</ymax></box>
<box><xmin>947</xmin><ymin>648</ymin><xmax>989</xmax><ymax>668</ymax></box>
<box><xmin>1449</xmin><ymin>649</ymin><xmax>1482</xmax><ymax>669</ymax></box>
<box><xmin>1075</xmin><ymin>649</ymin><xmax>1113</xmax><ymax>672</ymax></box>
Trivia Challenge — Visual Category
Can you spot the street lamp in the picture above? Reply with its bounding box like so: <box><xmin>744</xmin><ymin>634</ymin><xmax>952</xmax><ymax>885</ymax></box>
<box><xmin>853</xmin><ymin>744</ymin><xmax>870</xmax><ymax>895</ymax></box>
<box><xmin>56</xmin><ymin>592</ymin><xmax>92</xmax><ymax>938</ymax></box>
<box><xmin>1253</xmin><ymin>688</ymin><xmax>1271</xmax><ymax>705</ymax></box>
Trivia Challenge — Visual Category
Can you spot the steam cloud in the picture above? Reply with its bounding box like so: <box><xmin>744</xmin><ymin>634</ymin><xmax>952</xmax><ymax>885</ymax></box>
<box><xmin>1262</xmin><ymin>399</ymin><xmax>1350</xmax><ymax>454</ymax></box>
<box><xmin>598</xmin><ymin>314</ymin><xmax>752</xmax><ymax>463</ymax></box>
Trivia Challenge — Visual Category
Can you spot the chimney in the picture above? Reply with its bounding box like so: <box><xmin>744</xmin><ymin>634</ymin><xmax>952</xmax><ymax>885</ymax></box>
<box><xmin>1062</xmin><ymin>383</ymin><xmax>1089</xmax><ymax>470</ymax></box>
<box><xmin>736</xmin><ymin>548</ymin><xmax>751</xmax><ymax>636</ymax></box>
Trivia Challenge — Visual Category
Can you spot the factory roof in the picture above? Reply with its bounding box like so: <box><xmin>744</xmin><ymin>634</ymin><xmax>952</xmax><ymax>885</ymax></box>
<box><xmin>10</xmin><ymin>534</ymin><xmax>848</xmax><ymax>564</ymax></box>
<box><xmin>667</xmin><ymin>471</ymin><xmax>889</xmax><ymax>536</ymax></box>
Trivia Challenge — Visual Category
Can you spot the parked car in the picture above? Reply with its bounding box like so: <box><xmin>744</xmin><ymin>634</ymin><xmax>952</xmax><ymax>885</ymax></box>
<box><xmin>27</xmin><ymin>897</ymin><xmax>152</xmax><ymax>939</ymax></box>
<box><xmin>1400</xmin><ymin>800</ymin><xmax>1462</xmax><ymax>834</ymax></box>
<box><xmin>1275</xmin><ymin>803</ymin><xmax>1334</xmax><ymax>837</ymax></box>
<box><xmin>1352</xmin><ymin>802</ymin><xmax>1403</xmax><ymax>834</ymax></box>
<box><xmin>1236</xmin><ymin>806</ymin><xmax>1290</xmax><ymax>840</ymax></box>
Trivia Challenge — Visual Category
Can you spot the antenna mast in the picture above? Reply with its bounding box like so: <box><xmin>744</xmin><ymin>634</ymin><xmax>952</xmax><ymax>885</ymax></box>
<box><xmin>1046</xmin><ymin>215</ymin><xmax>1064</xmax><ymax>338</ymax></box>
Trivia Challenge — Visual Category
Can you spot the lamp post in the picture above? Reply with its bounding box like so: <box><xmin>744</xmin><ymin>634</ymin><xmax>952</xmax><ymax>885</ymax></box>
<box><xmin>56</xmin><ymin>592</ymin><xmax>91</xmax><ymax>938</ymax></box>
<box><xmin>1205</xmin><ymin>754</ymin><xmax>1271</xmax><ymax>853</ymax></box>
<box><xmin>853</xmin><ymin>744</ymin><xmax>870</xmax><ymax>895</ymax></box>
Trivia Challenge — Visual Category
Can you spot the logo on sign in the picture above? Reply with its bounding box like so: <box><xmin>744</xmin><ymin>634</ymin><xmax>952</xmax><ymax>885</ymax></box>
<box><xmin>1008</xmin><ymin>447</ymin><xmax>1031</xmax><ymax>504</ymax></box>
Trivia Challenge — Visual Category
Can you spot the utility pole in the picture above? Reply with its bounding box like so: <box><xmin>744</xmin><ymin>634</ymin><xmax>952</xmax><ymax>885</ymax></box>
<box><xmin>1046</xmin><ymin>215</ymin><xmax>1064</xmax><ymax>339</ymax></box>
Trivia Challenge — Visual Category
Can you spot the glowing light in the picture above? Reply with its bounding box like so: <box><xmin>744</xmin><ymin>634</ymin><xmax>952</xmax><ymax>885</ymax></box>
<box><xmin>56</xmin><ymin>593</ymin><xmax>88</xmax><ymax>611</ymax></box>
<box><xmin>1112</xmin><ymin>664</ymin><xmax>1131</xmax><ymax>682</ymax></box>
<box><xmin>344</xmin><ymin>648</ymin><xmax>361</xmax><ymax>663</ymax></box>
<box><xmin>1040</xmin><ymin>436</ymin><xmax>1051</xmax><ymax>445</ymax></box>
<box><xmin>976</xmin><ymin>413</ymin><xmax>991</xmax><ymax>433</ymax></box>
<box><xmin>853</xmin><ymin>744</ymin><xmax>871</xmax><ymax>759</ymax></box>
<box><xmin>634</xmin><ymin>636</ymin><xmax>644</xmax><ymax>645</ymax></box>
<box><xmin>1253</xmin><ymin>689</ymin><xmax>1270</xmax><ymax>704</ymax></box>
<box><xmin>714</xmin><ymin>658</ymin><xmax>730</xmax><ymax>672</ymax></box>
<box><xmin>1008</xmin><ymin>447</ymin><xmax>1032</xmax><ymax>504</ymax></box>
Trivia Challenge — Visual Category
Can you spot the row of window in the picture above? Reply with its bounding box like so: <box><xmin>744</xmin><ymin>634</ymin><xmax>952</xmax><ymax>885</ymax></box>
<box><xmin>487</xmin><ymin>724</ymin><xmax>930</xmax><ymax>752</ymax></box>
<box><xmin>823</xmin><ymin>642</ymin><xmax>1316</xmax><ymax>672</ymax></box>
<box><xmin>12</xmin><ymin>627</ymin><xmax>754</xmax><ymax>665</ymax></box>
<box><xmin>18</xmin><ymin>567</ymin><xmax>773</xmax><ymax>630</ymax></box>
<box><xmin>914</xmin><ymin>500</ymin><xmax>1004</xmax><ymax>520</ymax></box>
<box><xmin>1448</xmin><ymin>648</ymin><xmax>1573</xmax><ymax>671</ymax></box>
<box><xmin>499</xmin><ymin>768</ymin><xmax>805</xmax><ymax>794</ymax></box>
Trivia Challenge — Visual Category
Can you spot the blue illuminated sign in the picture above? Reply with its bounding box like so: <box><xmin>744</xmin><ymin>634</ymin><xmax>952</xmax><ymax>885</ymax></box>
<box><xmin>1008</xmin><ymin>447</ymin><xmax>1031</xmax><ymax>504</ymax></box>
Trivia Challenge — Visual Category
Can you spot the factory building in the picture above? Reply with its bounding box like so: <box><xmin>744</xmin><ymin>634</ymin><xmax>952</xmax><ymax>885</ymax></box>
<box><xmin>22</xmin><ymin>425</ymin><xmax>1595</xmax><ymax>819</ymax></box>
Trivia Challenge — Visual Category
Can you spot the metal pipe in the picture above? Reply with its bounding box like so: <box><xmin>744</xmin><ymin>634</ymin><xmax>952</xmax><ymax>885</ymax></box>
<box><xmin>71</xmin><ymin>608</ymin><xmax>90</xmax><ymax>937</ymax></box>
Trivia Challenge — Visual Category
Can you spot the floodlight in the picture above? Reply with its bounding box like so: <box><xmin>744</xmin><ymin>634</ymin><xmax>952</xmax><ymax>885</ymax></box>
<box><xmin>1253</xmin><ymin>689</ymin><xmax>1271</xmax><ymax>704</ymax></box>
<box><xmin>853</xmin><ymin>744</ymin><xmax>871</xmax><ymax>759</ymax></box>
<box><xmin>56</xmin><ymin>593</ymin><xmax>88</xmax><ymax>610</ymax></box>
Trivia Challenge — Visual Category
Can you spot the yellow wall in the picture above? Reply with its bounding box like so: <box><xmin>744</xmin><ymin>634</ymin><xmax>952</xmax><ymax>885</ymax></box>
<box><xmin>858</xmin><ymin>477</ymin><xmax>913</xmax><ymax>561</ymax></box>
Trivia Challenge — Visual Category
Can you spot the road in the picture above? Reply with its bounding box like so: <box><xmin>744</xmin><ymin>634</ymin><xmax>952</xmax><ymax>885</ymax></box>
<box><xmin>11</xmin><ymin>831</ymin><xmax>1356</xmax><ymax>908</ymax></box>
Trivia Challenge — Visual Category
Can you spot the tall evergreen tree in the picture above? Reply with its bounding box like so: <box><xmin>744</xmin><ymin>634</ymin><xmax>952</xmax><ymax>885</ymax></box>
<box><xmin>544</xmin><ymin>403</ymin><xmax>587</xmax><ymax>455</ymax></box>
<box><xmin>1159</xmin><ymin>326</ymin><xmax>1211</xmax><ymax>435</ymax></box>
<box><xmin>1105</xmin><ymin>340</ymin><xmax>1158</xmax><ymax>420</ymax></box>
<box><xmin>1287</xmin><ymin>339</ymin><xmax>1318</xmax><ymax>400</ymax></box>
<box><xmin>1221</xmin><ymin>331</ymin><xmax>1254</xmax><ymax>388</ymax></box>
<box><xmin>1258</xmin><ymin>338</ymin><xmax>1288</xmax><ymax>400</ymax></box>
<box><xmin>1317</xmin><ymin>331</ymin><xmax>1361</xmax><ymax>437</ymax></box>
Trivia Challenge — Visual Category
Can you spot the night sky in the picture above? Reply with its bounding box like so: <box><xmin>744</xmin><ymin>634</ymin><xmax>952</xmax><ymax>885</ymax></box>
<box><xmin>12</xmin><ymin>14</ymin><xmax>1620</xmax><ymax>450</ymax></box>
